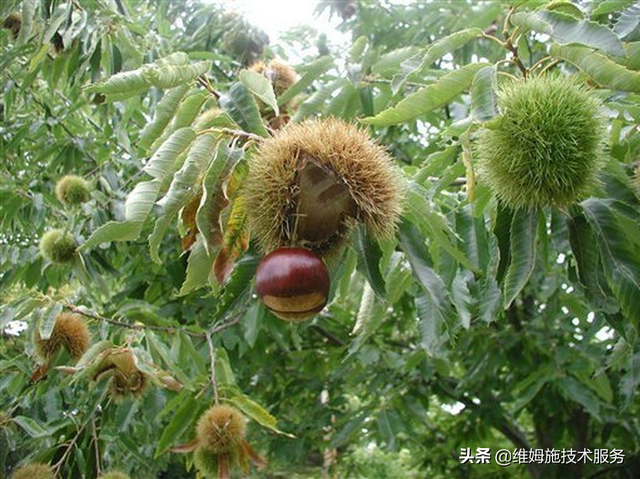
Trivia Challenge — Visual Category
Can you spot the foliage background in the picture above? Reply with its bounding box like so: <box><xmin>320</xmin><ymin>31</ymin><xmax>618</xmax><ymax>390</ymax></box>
<box><xmin>1</xmin><ymin>0</ymin><xmax>640</xmax><ymax>478</ymax></box>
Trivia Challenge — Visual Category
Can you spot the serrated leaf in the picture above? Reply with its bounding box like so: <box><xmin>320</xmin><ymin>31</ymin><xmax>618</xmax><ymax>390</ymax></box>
<box><xmin>478</xmin><ymin>277</ymin><xmax>501</xmax><ymax>323</ymax></box>
<box><xmin>591</xmin><ymin>0</ymin><xmax>636</xmax><ymax>17</ymax></box>
<box><xmin>142</xmin><ymin>61</ymin><xmax>211</xmax><ymax>89</ymax></box>
<box><xmin>555</xmin><ymin>376</ymin><xmax>602</xmax><ymax>420</ymax></box>
<box><xmin>278</xmin><ymin>56</ymin><xmax>333</xmax><ymax>106</ymax></box>
<box><xmin>17</xmin><ymin>0</ymin><xmax>37</xmax><ymax>45</ymax></box>
<box><xmin>471</xmin><ymin>65</ymin><xmax>498</xmax><ymax>122</ymax></box>
<box><xmin>371</xmin><ymin>46</ymin><xmax>421</xmax><ymax>76</ymax></box>
<box><xmin>82</xmin><ymin>180</ymin><xmax>161</xmax><ymax>249</ymax></box>
<box><xmin>613</xmin><ymin>3</ymin><xmax>640</xmax><ymax>40</ymax></box>
<box><xmin>155</xmin><ymin>52</ymin><xmax>190</xmax><ymax>66</ymax></box>
<box><xmin>138</xmin><ymin>85</ymin><xmax>190</xmax><ymax>153</ymax></box>
<box><xmin>213</xmin><ymin>195</ymin><xmax>250</xmax><ymax>285</ymax></box>
<box><xmin>512</xmin><ymin>10</ymin><xmax>625</xmax><ymax>57</ymax></box>
<box><xmin>550</xmin><ymin>44</ymin><xmax>640</xmax><ymax>92</ymax></box>
<box><xmin>214</xmin><ymin>347</ymin><xmax>237</xmax><ymax>387</ymax></box>
<box><xmin>581</xmin><ymin>198</ymin><xmax>640</xmax><ymax>326</ymax></box>
<box><xmin>399</xmin><ymin>221</ymin><xmax>454</xmax><ymax>355</ymax></box>
<box><xmin>451</xmin><ymin>271</ymin><xmax>473</xmax><ymax>329</ymax></box>
<box><xmin>405</xmin><ymin>183</ymin><xmax>475</xmax><ymax>272</ymax></box>
<box><xmin>38</xmin><ymin>302</ymin><xmax>63</xmax><ymax>341</ymax></box>
<box><xmin>503</xmin><ymin>209</ymin><xmax>539</xmax><ymax>309</ymax></box>
<box><xmin>352</xmin><ymin>282</ymin><xmax>376</xmax><ymax>336</ymax></box>
<box><xmin>212</xmin><ymin>254</ymin><xmax>259</xmax><ymax>322</ymax></box>
<box><xmin>155</xmin><ymin>395</ymin><xmax>199</xmax><ymax>457</ymax></box>
<box><xmin>196</xmin><ymin>143</ymin><xmax>244</xmax><ymax>254</ymax></box>
<box><xmin>179</xmin><ymin>236</ymin><xmax>214</xmax><ymax>296</ymax></box>
<box><xmin>219</xmin><ymin>83</ymin><xmax>268</xmax><ymax>137</ymax></box>
<box><xmin>144</xmin><ymin>128</ymin><xmax>196</xmax><ymax>180</ymax></box>
<box><xmin>363</xmin><ymin>63</ymin><xmax>489</xmax><ymax>126</ymax></box>
<box><xmin>11</xmin><ymin>416</ymin><xmax>54</xmax><ymax>438</ymax></box>
<box><xmin>415</xmin><ymin>291</ymin><xmax>448</xmax><ymax>357</ymax></box>
<box><xmin>354</xmin><ymin>227</ymin><xmax>386</xmax><ymax>300</ymax></box>
<box><xmin>567</xmin><ymin>212</ymin><xmax>617</xmax><ymax>312</ymax></box>
<box><xmin>227</xmin><ymin>393</ymin><xmax>294</xmax><ymax>438</ymax></box>
<box><xmin>239</xmin><ymin>69</ymin><xmax>279</xmax><ymax>115</ymax></box>
<box><xmin>86</xmin><ymin>69</ymin><xmax>149</xmax><ymax>100</ymax></box>
<box><xmin>391</xmin><ymin>28</ymin><xmax>483</xmax><ymax>93</ymax></box>
<box><xmin>150</xmin><ymin>93</ymin><xmax>208</xmax><ymax>151</ymax></box>
<box><xmin>149</xmin><ymin>133</ymin><xmax>218</xmax><ymax>263</ymax></box>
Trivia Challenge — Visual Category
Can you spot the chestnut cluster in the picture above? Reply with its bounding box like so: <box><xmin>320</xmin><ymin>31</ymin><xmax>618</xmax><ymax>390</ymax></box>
<box><xmin>249</xmin><ymin>118</ymin><xmax>404</xmax><ymax>321</ymax></box>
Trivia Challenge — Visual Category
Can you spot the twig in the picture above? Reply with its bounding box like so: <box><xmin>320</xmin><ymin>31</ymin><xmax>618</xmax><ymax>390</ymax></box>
<box><xmin>211</xmin><ymin>314</ymin><xmax>243</xmax><ymax>334</ymax></box>
<box><xmin>206</xmin><ymin>333</ymin><xmax>220</xmax><ymax>405</ymax></box>
<box><xmin>64</xmin><ymin>303</ymin><xmax>207</xmax><ymax>339</ymax></box>
<box><xmin>91</xmin><ymin>418</ymin><xmax>101</xmax><ymax>476</ymax></box>
<box><xmin>427</xmin><ymin>176</ymin><xmax>467</xmax><ymax>186</ymax></box>
<box><xmin>199</xmin><ymin>127</ymin><xmax>265</xmax><ymax>142</ymax></box>
<box><xmin>538</xmin><ymin>59</ymin><xmax>561</xmax><ymax>77</ymax></box>
<box><xmin>310</xmin><ymin>324</ymin><xmax>346</xmax><ymax>346</ymax></box>
<box><xmin>530</xmin><ymin>55</ymin><xmax>552</xmax><ymax>73</ymax></box>
<box><xmin>197</xmin><ymin>75</ymin><xmax>220</xmax><ymax>99</ymax></box>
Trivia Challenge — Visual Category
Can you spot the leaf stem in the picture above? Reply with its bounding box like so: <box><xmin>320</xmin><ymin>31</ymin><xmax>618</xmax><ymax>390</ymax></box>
<box><xmin>206</xmin><ymin>332</ymin><xmax>220</xmax><ymax>405</ymax></box>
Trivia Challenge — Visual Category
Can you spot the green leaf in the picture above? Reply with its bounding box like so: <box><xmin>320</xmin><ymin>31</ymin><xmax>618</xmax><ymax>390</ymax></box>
<box><xmin>405</xmin><ymin>183</ymin><xmax>475</xmax><ymax>272</ymax></box>
<box><xmin>567</xmin><ymin>212</ymin><xmax>618</xmax><ymax>312</ymax></box>
<box><xmin>451</xmin><ymin>271</ymin><xmax>473</xmax><ymax>329</ymax></box>
<box><xmin>362</xmin><ymin>63</ymin><xmax>489</xmax><ymax>126</ymax></box>
<box><xmin>214</xmin><ymin>347</ymin><xmax>237</xmax><ymax>387</ymax></box>
<box><xmin>550</xmin><ymin>44</ymin><xmax>640</xmax><ymax>92</ymax></box>
<box><xmin>613</xmin><ymin>3</ymin><xmax>640</xmax><ymax>40</ymax></box>
<box><xmin>219</xmin><ymin>83</ymin><xmax>268</xmax><ymax>137</ymax></box>
<box><xmin>227</xmin><ymin>393</ymin><xmax>295</xmax><ymax>438</ymax></box>
<box><xmin>142</xmin><ymin>61</ymin><xmax>211</xmax><ymax>89</ymax></box>
<box><xmin>11</xmin><ymin>416</ymin><xmax>56</xmax><ymax>438</ymax></box>
<box><xmin>155</xmin><ymin>52</ymin><xmax>190</xmax><ymax>66</ymax></box>
<box><xmin>178</xmin><ymin>236</ymin><xmax>214</xmax><ymax>296</ymax></box>
<box><xmin>591</xmin><ymin>0</ymin><xmax>636</xmax><ymax>17</ymax></box>
<box><xmin>196</xmin><ymin>142</ymin><xmax>243</xmax><ymax>254</ymax></box>
<box><xmin>278</xmin><ymin>56</ymin><xmax>333</xmax><ymax>106</ymax></box>
<box><xmin>581</xmin><ymin>198</ymin><xmax>640</xmax><ymax>326</ymax></box>
<box><xmin>138</xmin><ymin>85</ymin><xmax>190</xmax><ymax>153</ymax></box>
<box><xmin>391</xmin><ymin>28</ymin><xmax>484</xmax><ymax>94</ymax></box>
<box><xmin>352</xmin><ymin>282</ymin><xmax>379</xmax><ymax>336</ymax></box>
<box><xmin>85</xmin><ymin>70</ymin><xmax>148</xmax><ymax>100</ymax></box>
<box><xmin>149</xmin><ymin>133</ymin><xmax>218</xmax><ymax>263</ymax></box>
<box><xmin>371</xmin><ymin>46</ymin><xmax>421</xmax><ymax>76</ymax></box>
<box><xmin>503</xmin><ymin>209</ymin><xmax>539</xmax><ymax>308</ymax></box>
<box><xmin>81</xmin><ymin>180</ymin><xmax>161</xmax><ymax>248</ymax></box>
<box><xmin>170</xmin><ymin>94</ymin><xmax>208</xmax><ymax>130</ymax></box>
<box><xmin>399</xmin><ymin>221</ymin><xmax>455</xmax><ymax>355</ymax></box>
<box><xmin>155</xmin><ymin>395</ymin><xmax>199</xmax><ymax>457</ymax></box>
<box><xmin>478</xmin><ymin>277</ymin><xmax>501</xmax><ymax>323</ymax></box>
<box><xmin>512</xmin><ymin>366</ymin><xmax>553</xmax><ymax>411</ymax></box>
<box><xmin>239</xmin><ymin>69</ymin><xmax>279</xmax><ymax>115</ymax></box>
<box><xmin>144</xmin><ymin>127</ymin><xmax>196</xmax><ymax>180</ymax></box>
<box><xmin>17</xmin><ymin>0</ymin><xmax>37</xmax><ymax>45</ymax></box>
<box><xmin>512</xmin><ymin>10</ymin><xmax>625</xmax><ymax>57</ymax></box>
<box><xmin>471</xmin><ymin>65</ymin><xmax>498</xmax><ymax>122</ymax></box>
<box><xmin>555</xmin><ymin>375</ymin><xmax>602</xmax><ymax>420</ymax></box>
<box><xmin>38</xmin><ymin>302</ymin><xmax>63</xmax><ymax>341</ymax></box>
<box><xmin>354</xmin><ymin>227</ymin><xmax>386</xmax><ymax>300</ymax></box>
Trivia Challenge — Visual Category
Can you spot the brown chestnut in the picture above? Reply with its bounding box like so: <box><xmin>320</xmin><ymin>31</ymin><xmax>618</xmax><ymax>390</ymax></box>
<box><xmin>256</xmin><ymin>247</ymin><xmax>330</xmax><ymax>321</ymax></box>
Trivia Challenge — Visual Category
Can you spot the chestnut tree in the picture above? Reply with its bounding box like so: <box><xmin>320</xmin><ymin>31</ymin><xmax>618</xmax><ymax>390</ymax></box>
<box><xmin>1</xmin><ymin>0</ymin><xmax>640</xmax><ymax>478</ymax></box>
